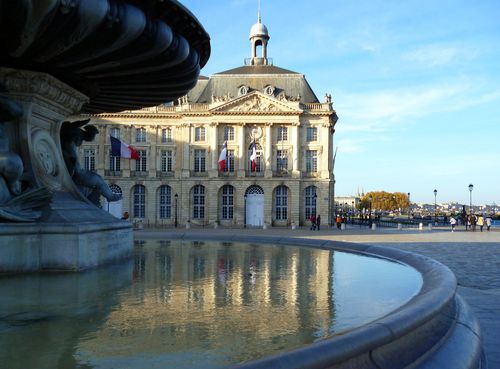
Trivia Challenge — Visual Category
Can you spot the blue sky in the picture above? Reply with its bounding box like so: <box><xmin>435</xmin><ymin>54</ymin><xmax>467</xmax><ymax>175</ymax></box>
<box><xmin>181</xmin><ymin>0</ymin><xmax>500</xmax><ymax>205</ymax></box>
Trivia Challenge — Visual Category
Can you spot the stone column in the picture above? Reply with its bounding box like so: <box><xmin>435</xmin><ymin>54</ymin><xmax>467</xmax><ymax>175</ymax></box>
<box><xmin>291</xmin><ymin>122</ymin><xmax>299</xmax><ymax>178</ymax></box>
<box><xmin>264</xmin><ymin>124</ymin><xmax>272</xmax><ymax>178</ymax></box>
<box><xmin>181</xmin><ymin>123</ymin><xmax>191</xmax><ymax>178</ymax></box>
<box><xmin>237</xmin><ymin>123</ymin><xmax>246</xmax><ymax>177</ymax></box>
<box><xmin>209</xmin><ymin>122</ymin><xmax>218</xmax><ymax>178</ymax></box>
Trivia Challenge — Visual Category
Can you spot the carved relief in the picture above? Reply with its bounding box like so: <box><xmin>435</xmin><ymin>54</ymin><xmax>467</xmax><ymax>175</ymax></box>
<box><xmin>0</xmin><ymin>93</ymin><xmax>51</xmax><ymax>222</ymax></box>
<box><xmin>250</xmin><ymin>126</ymin><xmax>263</xmax><ymax>140</ymax></box>
<box><xmin>231</xmin><ymin>96</ymin><xmax>279</xmax><ymax>112</ymax></box>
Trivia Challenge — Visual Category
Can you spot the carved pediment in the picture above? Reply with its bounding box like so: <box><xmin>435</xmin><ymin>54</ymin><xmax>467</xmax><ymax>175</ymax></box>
<box><xmin>210</xmin><ymin>92</ymin><xmax>302</xmax><ymax>114</ymax></box>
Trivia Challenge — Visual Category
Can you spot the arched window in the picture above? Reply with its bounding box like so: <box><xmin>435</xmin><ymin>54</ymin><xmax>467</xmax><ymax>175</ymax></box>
<box><xmin>275</xmin><ymin>186</ymin><xmax>288</xmax><ymax>220</ymax></box>
<box><xmin>109</xmin><ymin>184</ymin><xmax>122</xmax><ymax>196</ymax></box>
<box><xmin>221</xmin><ymin>185</ymin><xmax>234</xmax><ymax>219</ymax></box>
<box><xmin>159</xmin><ymin>185</ymin><xmax>172</xmax><ymax>219</ymax></box>
<box><xmin>305</xmin><ymin>186</ymin><xmax>317</xmax><ymax>220</ymax></box>
<box><xmin>248</xmin><ymin>142</ymin><xmax>263</xmax><ymax>173</ymax></box>
<box><xmin>133</xmin><ymin>185</ymin><xmax>146</xmax><ymax>218</ymax></box>
<box><xmin>193</xmin><ymin>185</ymin><xmax>205</xmax><ymax>219</ymax></box>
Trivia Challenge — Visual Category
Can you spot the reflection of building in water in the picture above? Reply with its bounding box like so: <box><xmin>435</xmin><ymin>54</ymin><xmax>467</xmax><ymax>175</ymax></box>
<box><xmin>79</xmin><ymin>241</ymin><xmax>335</xmax><ymax>360</ymax></box>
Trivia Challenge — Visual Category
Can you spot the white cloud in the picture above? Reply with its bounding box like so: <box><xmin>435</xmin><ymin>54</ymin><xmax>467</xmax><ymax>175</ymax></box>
<box><xmin>335</xmin><ymin>82</ymin><xmax>500</xmax><ymax>132</ymax></box>
<box><xmin>402</xmin><ymin>45</ymin><xmax>461</xmax><ymax>67</ymax></box>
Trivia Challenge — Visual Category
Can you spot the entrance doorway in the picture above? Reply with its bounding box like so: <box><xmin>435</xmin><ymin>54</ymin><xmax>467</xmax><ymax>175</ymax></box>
<box><xmin>245</xmin><ymin>186</ymin><xmax>264</xmax><ymax>226</ymax></box>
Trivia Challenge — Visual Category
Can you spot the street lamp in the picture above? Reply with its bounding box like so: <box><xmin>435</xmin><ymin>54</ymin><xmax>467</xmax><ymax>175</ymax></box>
<box><xmin>407</xmin><ymin>192</ymin><xmax>411</xmax><ymax>220</ymax></box>
<box><xmin>433</xmin><ymin>189</ymin><xmax>437</xmax><ymax>224</ymax></box>
<box><xmin>244</xmin><ymin>194</ymin><xmax>247</xmax><ymax>228</ymax></box>
<box><xmin>369</xmin><ymin>194</ymin><xmax>373</xmax><ymax>226</ymax></box>
<box><xmin>314</xmin><ymin>192</ymin><xmax>318</xmax><ymax>215</ymax></box>
<box><xmin>468</xmin><ymin>184</ymin><xmax>473</xmax><ymax>214</ymax></box>
<box><xmin>174</xmin><ymin>193</ymin><xmax>178</xmax><ymax>227</ymax></box>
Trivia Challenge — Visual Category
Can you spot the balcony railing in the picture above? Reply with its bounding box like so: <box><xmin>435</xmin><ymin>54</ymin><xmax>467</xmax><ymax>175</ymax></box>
<box><xmin>156</xmin><ymin>171</ymin><xmax>174</xmax><ymax>178</ymax></box>
<box><xmin>105</xmin><ymin>170</ymin><xmax>122</xmax><ymax>177</ymax></box>
<box><xmin>131</xmin><ymin>171</ymin><xmax>149</xmax><ymax>177</ymax></box>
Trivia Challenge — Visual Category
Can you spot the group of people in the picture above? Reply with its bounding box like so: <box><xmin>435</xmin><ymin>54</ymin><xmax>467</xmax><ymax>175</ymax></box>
<box><xmin>449</xmin><ymin>214</ymin><xmax>493</xmax><ymax>232</ymax></box>
<box><xmin>309</xmin><ymin>214</ymin><xmax>321</xmax><ymax>230</ymax></box>
<box><xmin>309</xmin><ymin>214</ymin><xmax>349</xmax><ymax>230</ymax></box>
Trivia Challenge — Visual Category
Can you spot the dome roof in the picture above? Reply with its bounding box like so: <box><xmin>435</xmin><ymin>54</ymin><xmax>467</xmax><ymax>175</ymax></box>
<box><xmin>249</xmin><ymin>21</ymin><xmax>269</xmax><ymax>38</ymax></box>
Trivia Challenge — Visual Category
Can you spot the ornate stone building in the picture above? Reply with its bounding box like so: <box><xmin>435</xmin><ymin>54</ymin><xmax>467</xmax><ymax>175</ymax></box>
<box><xmin>79</xmin><ymin>16</ymin><xmax>338</xmax><ymax>227</ymax></box>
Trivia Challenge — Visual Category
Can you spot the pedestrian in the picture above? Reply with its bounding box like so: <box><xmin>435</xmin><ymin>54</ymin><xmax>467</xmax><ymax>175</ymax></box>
<box><xmin>471</xmin><ymin>214</ymin><xmax>477</xmax><ymax>232</ymax></box>
<box><xmin>316</xmin><ymin>215</ymin><xmax>321</xmax><ymax>231</ymax></box>
<box><xmin>336</xmin><ymin>215</ymin><xmax>342</xmax><ymax>229</ymax></box>
<box><xmin>310</xmin><ymin>214</ymin><xmax>316</xmax><ymax>230</ymax></box>
<box><xmin>485</xmin><ymin>216</ymin><xmax>492</xmax><ymax>231</ymax></box>
<box><xmin>449</xmin><ymin>216</ymin><xmax>457</xmax><ymax>232</ymax></box>
<box><xmin>477</xmin><ymin>214</ymin><xmax>484</xmax><ymax>232</ymax></box>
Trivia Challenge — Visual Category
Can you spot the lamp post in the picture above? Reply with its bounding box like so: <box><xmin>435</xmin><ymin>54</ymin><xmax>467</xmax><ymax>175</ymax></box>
<box><xmin>351</xmin><ymin>200</ymin><xmax>354</xmax><ymax>222</ymax></box>
<box><xmin>244</xmin><ymin>194</ymin><xmax>247</xmax><ymax>228</ymax></box>
<box><xmin>369</xmin><ymin>194</ymin><xmax>373</xmax><ymax>226</ymax></box>
<box><xmin>468</xmin><ymin>184</ymin><xmax>473</xmax><ymax>214</ymax></box>
<box><xmin>407</xmin><ymin>192</ymin><xmax>411</xmax><ymax>220</ymax></box>
<box><xmin>174</xmin><ymin>193</ymin><xmax>178</xmax><ymax>228</ymax></box>
<box><xmin>314</xmin><ymin>192</ymin><xmax>318</xmax><ymax>216</ymax></box>
<box><xmin>433</xmin><ymin>189</ymin><xmax>437</xmax><ymax>224</ymax></box>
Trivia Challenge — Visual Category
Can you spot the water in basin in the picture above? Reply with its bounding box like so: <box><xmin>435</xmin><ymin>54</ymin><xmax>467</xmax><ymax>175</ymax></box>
<box><xmin>0</xmin><ymin>239</ymin><xmax>422</xmax><ymax>369</ymax></box>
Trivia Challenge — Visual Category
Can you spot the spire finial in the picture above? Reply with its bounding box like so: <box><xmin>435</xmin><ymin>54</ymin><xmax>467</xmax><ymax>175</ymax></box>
<box><xmin>258</xmin><ymin>0</ymin><xmax>261</xmax><ymax>23</ymax></box>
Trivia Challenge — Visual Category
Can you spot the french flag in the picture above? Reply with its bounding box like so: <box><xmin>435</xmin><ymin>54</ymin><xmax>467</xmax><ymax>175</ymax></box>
<box><xmin>218</xmin><ymin>141</ymin><xmax>228</xmax><ymax>171</ymax></box>
<box><xmin>250</xmin><ymin>139</ymin><xmax>257</xmax><ymax>172</ymax></box>
<box><xmin>110</xmin><ymin>136</ymin><xmax>139</xmax><ymax>159</ymax></box>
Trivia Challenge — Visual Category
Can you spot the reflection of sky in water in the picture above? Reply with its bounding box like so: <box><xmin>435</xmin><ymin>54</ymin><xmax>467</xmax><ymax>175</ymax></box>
<box><xmin>0</xmin><ymin>240</ymin><xmax>422</xmax><ymax>369</ymax></box>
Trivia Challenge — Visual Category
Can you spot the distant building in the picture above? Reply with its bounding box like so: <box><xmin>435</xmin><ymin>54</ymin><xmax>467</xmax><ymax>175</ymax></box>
<box><xmin>78</xmin><ymin>15</ymin><xmax>338</xmax><ymax>227</ymax></box>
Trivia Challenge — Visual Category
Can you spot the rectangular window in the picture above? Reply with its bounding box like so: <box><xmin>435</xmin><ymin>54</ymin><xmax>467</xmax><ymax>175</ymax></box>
<box><xmin>194</xmin><ymin>149</ymin><xmax>206</xmax><ymax>172</ymax></box>
<box><xmin>195</xmin><ymin>127</ymin><xmax>205</xmax><ymax>141</ymax></box>
<box><xmin>275</xmin><ymin>187</ymin><xmax>288</xmax><ymax>220</ymax></box>
<box><xmin>277</xmin><ymin>126</ymin><xmax>288</xmax><ymax>141</ymax></box>
<box><xmin>224</xmin><ymin>149</ymin><xmax>235</xmax><ymax>172</ymax></box>
<box><xmin>109</xmin><ymin>155</ymin><xmax>121</xmax><ymax>171</ymax></box>
<box><xmin>306</xmin><ymin>127</ymin><xmax>317</xmax><ymax>142</ymax></box>
<box><xmin>221</xmin><ymin>186</ymin><xmax>234</xmax><ymax>219</ymax></box>
<box><xmin>224</xmin><ymin>126</ymin><xmax>234</xmax><ymax>141</ymax></box>
<box><xmin>161</xmin><ymin>150</ymin><xmax>173</xmax><ymax>172</ymax></box>
<box><xmin>193</xmin><ymin>185</ymin><xmax>205</xmax><ymax>219</ymax></box>
<box><xmin>110</xmin><ymin>127</ymin><xmax>120</xmax><ymax>139</ymax></box>
<box><xmin>306</xmin><ymin>150</ymin><xmax>317</xmax><ymax>173</ymax></box>
<box><xmin>136</xmin><ymin>127</ymin><xmax>147</xmax><ymax>142</ymax></box>
<box><xmin>162</xmin><ymin>128</ymin><xmax>172</xmax><ymax>143</ymax></box>
<box><xmin>276</xmin><ymin>149</ymin><xmax>288</xmax><ymax>172</ymax></box>
<box><xmin>135</xmin><ymin>150</ymin><xmax>147</xmax><ymax>172</ymax></box>
<box><xmin>84</xmin><ymin>149</ymin><xmax>95</xmax><ymax>171</ymax></box>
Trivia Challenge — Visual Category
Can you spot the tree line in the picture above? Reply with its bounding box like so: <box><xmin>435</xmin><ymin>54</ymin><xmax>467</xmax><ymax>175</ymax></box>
<box><xmin>359</xmin><ymin>191</ymin><xmax>410</xmax><ymax>212</ymax></box>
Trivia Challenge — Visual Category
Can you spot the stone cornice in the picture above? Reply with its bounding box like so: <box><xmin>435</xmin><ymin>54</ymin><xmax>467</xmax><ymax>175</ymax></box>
<box><xmin>0</xmin><ymin>68</ymin><xmax>89</xmax><ymax>114</ymax></box>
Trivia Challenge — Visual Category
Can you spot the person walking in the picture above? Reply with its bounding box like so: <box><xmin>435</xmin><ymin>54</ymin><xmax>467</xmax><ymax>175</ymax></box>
<box><xmin>336</xmin><ymin>215</ymin><xmax>342</xmax><ymax>229</ymax></box>
<box><xmin>450</xmin><ymin>216</ymin><xmax>457</xmax><ymax>232</ymax></box>
<box><xmin>485</xmin><ymin>216</ymin><xmax>492</xmax><ymax>231</ymax></box>
<box><xmin>309</xmin><ymin>214</ymin><xmax>316</xmax><ymax>230</ymax></box>
<box><xmin>477</xmin><ymin>215</ymin><xmax>485</xmax><ymax>232</ymax></box>
<box><xmin>316</xmin><ymin>215</ymin><xmax>321</xmax><ymax>231</ymax></box>
<box><xmin>471</xmin><ymin>214</ymin><xmax>477</xmax><ymax>232</ymax></box>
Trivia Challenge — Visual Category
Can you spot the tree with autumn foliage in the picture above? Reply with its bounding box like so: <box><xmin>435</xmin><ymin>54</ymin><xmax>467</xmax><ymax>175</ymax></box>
<box><xmin>359</xmin><ymin>191</ymin><xmax>410</xmax><ymax>212</ymax></box>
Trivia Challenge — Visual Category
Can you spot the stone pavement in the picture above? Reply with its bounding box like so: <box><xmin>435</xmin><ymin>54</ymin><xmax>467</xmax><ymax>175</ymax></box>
<box><xmin>137</xmin><ymin>225</ymin><xmax>500</xmax><ymax>368</ymax></box>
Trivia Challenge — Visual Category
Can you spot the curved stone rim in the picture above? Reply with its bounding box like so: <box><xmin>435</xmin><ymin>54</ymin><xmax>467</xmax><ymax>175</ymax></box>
<box><xmin>136</xmin><ymin>232</ymin><xmax>484</xmax><ymax>369</ymax></box>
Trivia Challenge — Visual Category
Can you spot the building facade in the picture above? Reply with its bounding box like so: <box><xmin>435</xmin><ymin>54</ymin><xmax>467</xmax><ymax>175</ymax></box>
<box><xmin>78</xmin><ymin>17</ymin><xmax>338</xmax><ymax>227</ymax></box>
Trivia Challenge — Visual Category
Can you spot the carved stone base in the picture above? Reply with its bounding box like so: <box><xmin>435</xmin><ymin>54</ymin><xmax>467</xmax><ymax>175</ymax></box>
<box><xmin>0</xmin><ymin>68</ymin><xmax>133</xmax><ymax>272</ymax></box>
